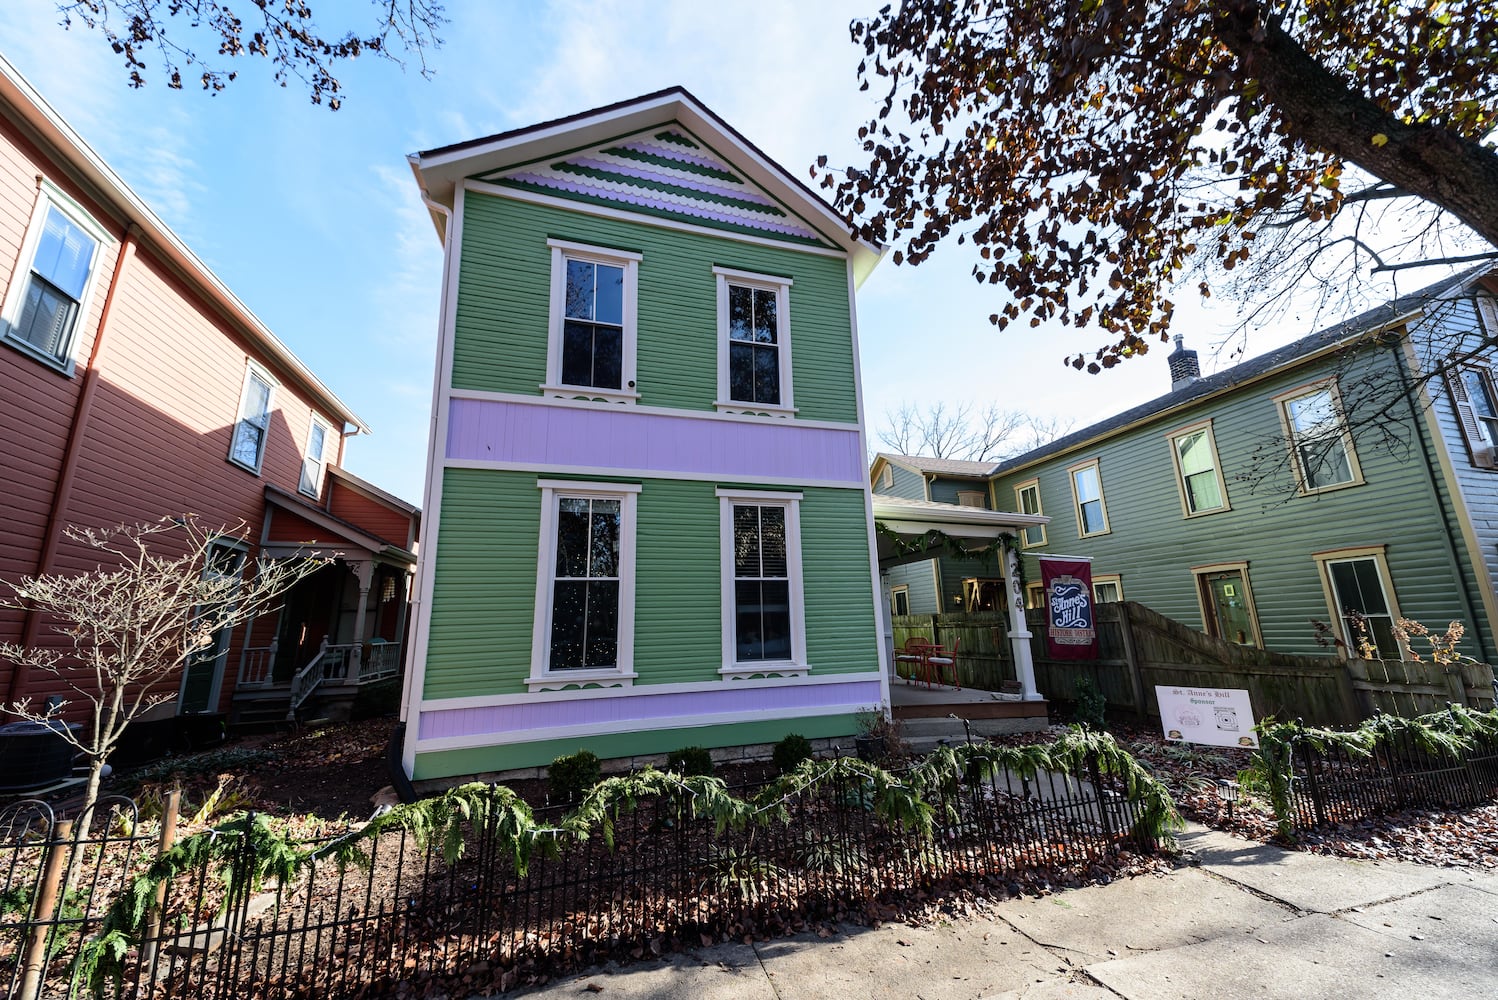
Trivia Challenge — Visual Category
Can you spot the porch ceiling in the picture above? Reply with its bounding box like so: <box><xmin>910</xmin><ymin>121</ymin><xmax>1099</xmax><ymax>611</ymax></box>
<box><xmin>872</xmin><ymin>495</ymin><xmax>1048</xmax><ymax>568</ymax></box>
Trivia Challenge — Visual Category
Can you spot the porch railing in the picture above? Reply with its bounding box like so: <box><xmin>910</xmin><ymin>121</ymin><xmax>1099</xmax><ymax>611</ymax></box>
<box><xmin>286</xmin><ymin>639</ymin><xmax>356</xmax><ymax>718</ymax></box>
<box><xmin>359</xmin><ymin>641</ymin><xmax>402</xmax><ymax>683</ymax></box>
<box><xmin>235</xmin><ymin>640</ymin><xmax>279</xmax><ymax>689</ymax></box>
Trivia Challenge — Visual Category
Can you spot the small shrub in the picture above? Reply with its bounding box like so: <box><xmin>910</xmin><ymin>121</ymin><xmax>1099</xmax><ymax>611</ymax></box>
<box><xmin>666</xmin><ymin>745</ymin><xmax>715</xmax><ymax>777</ymax></box>
<box><xmin>855</xmin><ymin>710</ymin><xmax>907</xmax><ymax>764</ymax></box>
<box><xmin>1073</xmin><ymin>675</ymin><xmax>1107</xmax><ymax>730</ymax></box>
<box><xmin>548</xmin><ymin>749</ymin><xmax>601</xmax><ymax>803</ymax></box>
<box><xmin>773</xmin><ymin>733</ymin><xmax>813</xmax><ymax>773</ymax></box>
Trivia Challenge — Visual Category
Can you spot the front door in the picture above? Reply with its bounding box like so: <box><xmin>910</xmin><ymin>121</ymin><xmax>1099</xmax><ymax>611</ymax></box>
<box><xmin>1199</xmin><ymin>569</ymin><xmax>1257</xmax><ymax>646</ymax></box>
<box><xmin>180</xmin><ymin>542</ymin><xmax>247</xmax><ymax>713</ymax></box>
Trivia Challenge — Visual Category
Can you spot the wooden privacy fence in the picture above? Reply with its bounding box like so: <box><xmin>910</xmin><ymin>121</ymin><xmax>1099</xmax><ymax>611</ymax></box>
<box><xmin>908</xmin><ymin>602</ymin><xmax>1497</xmax><ymax>727</ymax></box>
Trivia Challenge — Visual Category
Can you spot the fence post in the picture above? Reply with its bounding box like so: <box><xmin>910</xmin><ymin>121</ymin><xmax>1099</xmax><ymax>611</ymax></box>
<box><xmin>1443</xmin><ymin>666</ymin><xmax>1470</xmax><ymax>708</ymax></box>
<box><xmin>141</xmin><ymin>788</ymin><xmax>182</xmax><ymax>971</ymax></box>
<box><xmin>18</xmin><ymin>819</ymin><xmax>74</xmax><ymax>1000</ymax></box>
<box><xmin>1115</xmin><ymin>602</ymin><xmax>1147</xmax><ymax>716</ymax></box>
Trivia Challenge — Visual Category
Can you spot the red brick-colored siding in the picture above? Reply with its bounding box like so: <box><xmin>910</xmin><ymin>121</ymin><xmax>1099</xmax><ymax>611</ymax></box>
<box><xmin>328</xmin><ymin>481</ymin><xmax>415</xmax><ymax>548</ymax></box>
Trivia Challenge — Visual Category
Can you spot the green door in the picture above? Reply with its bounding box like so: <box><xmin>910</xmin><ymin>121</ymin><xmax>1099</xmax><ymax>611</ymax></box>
<box><xmin>1200</xmin><ymin>569</ymin><xmax>1257</xmax><ymax>646</ymax></box>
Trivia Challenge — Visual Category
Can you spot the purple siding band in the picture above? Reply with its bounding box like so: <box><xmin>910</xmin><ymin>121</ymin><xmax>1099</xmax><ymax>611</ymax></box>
<box><xmin>418</xmin><ymin>679</ymin><xmax>881</xmax><ymax>741</ymax></box>
<box><xmin>446</xmin><ymin>397</ymin><xmax>865</xmax><ymax>484</ymax></box>
<box><xmin>505</xmin><ymin>172</ymin><xmax>819</xmax><ymax>240</ymax></box>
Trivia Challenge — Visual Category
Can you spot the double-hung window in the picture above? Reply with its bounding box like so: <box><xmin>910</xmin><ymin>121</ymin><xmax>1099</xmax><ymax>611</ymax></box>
<box><xmin>530</xmin><ymin>480</ymin><xmax>638</xmax><ymax>690</ymax></box>
<box><xmin>1014</xmin><ymin>480</ymin><xmax>1046</xmax><ymax>547</ymax></box>
<box><xmin>715</xmin><ymin>267</ymin><xmax>793</xmax><ymax>415</ymax></box>
<box><xmin>1314</xmin><ymin>547</ymin><xmax>1403</xmax><ymax>660</ymax></box>
<box><xmin>1446</xmin><ymin>363</ymin><xmax>1498</xmax><ymax>469</ymax></box>
<box><xmin>1274</xmin><ymin>380</ymin><xmax>1361</xmax><ymax>492</ymax></box>
<box><xmin>544</xmin><ymin>240</ymin><xmax>639</xmax><ymax>404</ymax></box>
<box><xmin>230</xmin><ymin>366</ymin><xmax>276</xmax><ymax>473</ymax></box>
<box><xmin>299</xmin><ymin>416</ymin><xmax>334</xmax><ymax>498</ymax></box>
<box><xmin>718</xmin><ymin>489</ymin><xmax>807</xmax><ymax>677</ymax></box>
<box><xmin>1068</xmin><ymin>460</ymin><xmax>1110</xmax><ymax>536</ymax></box>
<box><xmin>2</xmin><ymin>194</ymin><xmax>106</xmax><ymax>371</ymax></box>
<box><xmin>1168</xmin><ymin>421</ymin><xmax>1228</xmax><ymax>515</ymax></box>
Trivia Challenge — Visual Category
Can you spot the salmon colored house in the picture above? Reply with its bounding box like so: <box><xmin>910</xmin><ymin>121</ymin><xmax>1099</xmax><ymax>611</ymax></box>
<box><xmin>0</xmin><ymin>55</ymin><xmax>418</xmax><ymax>733</ymax></box>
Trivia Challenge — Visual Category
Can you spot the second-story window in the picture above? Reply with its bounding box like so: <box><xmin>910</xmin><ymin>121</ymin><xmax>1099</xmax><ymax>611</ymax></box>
<box><xmin>1169</xmin><ymin>422</ymin><xmax>1228</xmax><ymax>515</ymax></box>
<box><xmin>544</xmin><ymin>239</ymin><xmax>640</xmax><ymax>404</ymax></box>
<box><xmin>300</xmin><ymin>417</ymin><xmax>334</xmax><ymax>498</ymax></box>
<box><xmin>715</xmin><ymin>267</ymin><xmax>793</xmax><ymax>415</ymax></box>
<box><xmin>1015</xmin><ymin>480</ymin><xmax>1046</xmax><ymax>547</ymax></box>
<box><xmin>1069</xmin><ymin>460</ymin><xmax>1110</xmax><ymax>536</ymax></box>
<box><xmin>2</xmin><ymin>197</ymin><xmax>103</xmax><ymax>370</ymax></box>
<box><xmin>230</xmin><ymin>366</ymin><xmax>276</xmax><ymax>473</ymax></box>
<box><xmin>1274</xmin><ymin>380</ymin><xmax>1361</xmax><ymax>492</ymax></box>
<box><xmin>1446</xmin><ymin>364</ymin><xmax>1498</xmax><ymax>469</ymax></box>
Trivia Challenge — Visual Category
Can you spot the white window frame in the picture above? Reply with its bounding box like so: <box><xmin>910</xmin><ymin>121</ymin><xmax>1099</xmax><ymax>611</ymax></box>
<box><xmin>1312</xmin><ymin>545</ymin><xmax>1407</xmax><ymax>661</ymax></box>
<box><xmin>1445</xmin><ymin>361</ymin><xmax>1498</xmax><ymax>470</ymax></box>
<box><xmin>1167</xmin><ymin>418</ymin><xmax>1231</xmax><ymax>517</ymax></box>
<box><xmin>229</xmin><ymin>363</ymin><xmax>278</xmax><ymax>474</ymax></box>
<box><xmin>0</xmin><ymin>183</ymin><xmax>112</xmax><ymax>374</ymax></box>
<box><xmin>528</xmin><ymin>479</ymin><xmax>641</xmax><ymax>691</ymax></box>
<box><xmin>714</xmin><ymin>266</ymin><xmax>795</xmax><ymax>417</ymax></box>
<box><xmin>1014</xmin><ymin>479</ymin><xmax>1046</xmax><ymax>547</ymax></box>
<box><xmin>1092</xmin><ymin>575</ymin><xmax>1124</xmax><ymax>603</ymax></box>
<box><xmin>299</xmin><ymin>414</ymin><xmax>336</xmax><ymax>498</ymax></box>
<box><xmin>1068</xmin><ymin>459</ymin><xmax>1111</xmax><ymax>537</ymax></box>
<box><xmin>1273</xmin><ymin>378</ymin><xmax>1363</xmax><ymax>494</ymax></box>
<box><xmin>717</xmin><ymin>487</ymin><xmax>807</xmax><ymax>678</ymax></box>
<box><xmin>542</xmin><ymin>239</ymin><xmax>641</xmax><ymax>405</ymax></box>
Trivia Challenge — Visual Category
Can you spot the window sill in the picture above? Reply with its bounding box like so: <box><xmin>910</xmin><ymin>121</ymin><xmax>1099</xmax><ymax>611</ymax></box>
<box><xmin>227</xmin><ymin>456</ymin><xmax>265</xmax><ymax>476</ymax></box>
<box><xmin>526</xmin><ymin>670</ymin><xmax>637</xmax><ymax>693</ymax></box>
<box><xmin>540</xmin><ymin>384</ymin><xmax>639</xmax><ymax>405</ymax></box>
<box><xmin>719</xmin><ymin>664</ymin><xmax>810</xmax><ymax>681</ymax></box>
<box><xmin>1181</xmin><ymin>505</ymin><xmax>1231</xmax><ymax>519</ymax></box>
<box><xmin>714</xmin><ymin>400</ymin><xmax>797</xmax><ymax>418</ymax></box>
<box><xmin>1295</xmin><ymin>478</ymin><xmax>1364</xmax><ymax>497</ymax></box>
<box><xmin>1</xmin><ymin>329</ymin><xmax>76</xmax><ymax>377</ymax></box>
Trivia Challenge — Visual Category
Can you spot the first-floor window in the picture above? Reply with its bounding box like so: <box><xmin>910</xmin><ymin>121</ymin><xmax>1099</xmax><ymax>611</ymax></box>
<box><xmin>1319</xmin><ymin>551</ymin><xmax>1402</xmax><ymax>660</ymax></box>
<box><xmin>890</xmin><ymin>586</ymin><xmax>910</xmax><ymax>617</ymax></box>
<box><xmin>532</xmin><ymin>481</ymin><xmax>638</xmax><ymax>684</ymax></box>
<box><xmin>1093</xmin><ymin>577</ymin><xmax>1123</xmax><ymax>603</ymax></box>
<box><xmin>719</xmin><ymin>489</ymin><xmax>806</xmax><ymax>675</ymax></box>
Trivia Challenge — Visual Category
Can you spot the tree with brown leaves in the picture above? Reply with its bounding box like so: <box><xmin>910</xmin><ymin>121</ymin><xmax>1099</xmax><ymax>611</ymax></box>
<box><xmin>827</xmin><ymin>1</ymin><xmax>1498</xmax><ymax>372</ymax></box>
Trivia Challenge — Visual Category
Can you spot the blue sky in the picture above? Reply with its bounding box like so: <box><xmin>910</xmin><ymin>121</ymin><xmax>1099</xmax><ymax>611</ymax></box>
<box><xmin>0</xmin><ymin>2</ymin><xmax>1430</xmax><ymax>505</ymax></box>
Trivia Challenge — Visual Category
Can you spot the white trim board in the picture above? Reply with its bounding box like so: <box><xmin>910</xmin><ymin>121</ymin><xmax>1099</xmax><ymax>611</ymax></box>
<box><xmin>418</xmin><ymin>670</ymin><xmax>882</xmax><ymax>712</ymax></box>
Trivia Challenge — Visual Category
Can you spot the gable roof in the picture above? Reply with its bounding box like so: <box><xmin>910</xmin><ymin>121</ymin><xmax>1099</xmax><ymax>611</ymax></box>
<box><xmin>408</xmin><ymin>87</ymin><xmax>883</xmax><ymax>284</ymax></box>
<box><xmin>874</xmin><ymin>452</ymin><xmax>999</xmax><ymax>479</ymax></box>
<box><xmin>992</xmin><ymin>266</ymin><xmax>1487</xmax><ymax>477</ymax></box>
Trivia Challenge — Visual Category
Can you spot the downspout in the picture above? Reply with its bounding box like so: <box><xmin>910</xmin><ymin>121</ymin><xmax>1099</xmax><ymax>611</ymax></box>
<box><xmin>1390</xmin><ymin>340</ymin><xmax>1490</xmax><ymax>662</ymax></box>
<box><xmin>9</xmin><ymin>225</ymin><xmax>139</xmax><ymax>705</ymax></box>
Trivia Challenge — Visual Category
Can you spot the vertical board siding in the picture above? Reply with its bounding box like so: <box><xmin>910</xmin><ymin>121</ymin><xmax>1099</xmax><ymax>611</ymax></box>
<box><xmin>452</xmin><ymin>190</ymin><xmax>857</xmax><ymax>423</ymax></box>
<box><xmin>421</xmin><ymin>469</ymin><xmax>879</xmax><ymax>701</ymax></box>
<box><xmin>994</xmin><ymin>343</ymin><xmax>1486</xmax><ymax>659</ymax></box>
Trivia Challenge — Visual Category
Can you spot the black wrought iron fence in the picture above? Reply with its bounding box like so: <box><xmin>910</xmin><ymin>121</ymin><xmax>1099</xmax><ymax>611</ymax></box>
<box><xmin>1291</xmin><ymin>729</ymin><xmax>1498</xmax><ymax>828</ymax></box>
<box><xmin>5</xmin><ymin>753</ymin><xmax>1161</xmax><ymax>1000</ymax></box>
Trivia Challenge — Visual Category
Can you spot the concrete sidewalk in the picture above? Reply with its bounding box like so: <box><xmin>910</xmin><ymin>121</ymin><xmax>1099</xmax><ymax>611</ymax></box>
<box><xmin>507</xmin><ymin>825</ymin><xmax>1498</xmax><ymax>1000</ymax></box>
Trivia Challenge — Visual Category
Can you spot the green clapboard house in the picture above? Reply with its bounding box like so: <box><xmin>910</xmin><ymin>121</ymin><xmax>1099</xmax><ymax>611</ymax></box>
<box><xmin>399</xmin><ymin>90</ymin><xmax>890</xmax><ymax>782</ymax></box>
<box><xmin>884</xmin><ymin>268</ymin><xmax>1498</xmax><ymax>667</ymax></box>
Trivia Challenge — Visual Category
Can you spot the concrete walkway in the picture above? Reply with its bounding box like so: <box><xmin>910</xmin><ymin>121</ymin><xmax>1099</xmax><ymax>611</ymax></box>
<box><xmin>507</xmin><ymin>824</ymin><xmax>1498</xmax><ymax>1000</ymax></box>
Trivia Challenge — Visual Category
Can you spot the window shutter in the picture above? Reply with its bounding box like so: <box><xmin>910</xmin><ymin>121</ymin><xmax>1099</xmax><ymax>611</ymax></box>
<box><xmin>1445</xmin><ymin>368</ymin><xmax>1496</xmax><ymax>469</ymax></box>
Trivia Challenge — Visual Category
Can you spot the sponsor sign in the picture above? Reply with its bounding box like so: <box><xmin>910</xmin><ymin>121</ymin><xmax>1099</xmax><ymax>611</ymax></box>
<box><xmin>1155</xmin><ymin>685</ymin><xmax>1260</xmax><ymax>749</ymax></box>
<box><xmin>1038</xmin><ymin>556</ymin><xmax>1095</xmax><ymax>659</ymax></box>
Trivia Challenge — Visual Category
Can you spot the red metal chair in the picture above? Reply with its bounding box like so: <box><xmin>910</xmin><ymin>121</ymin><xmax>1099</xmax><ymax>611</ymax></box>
<box><xmin>923</xmin><ymin>638</ymin><xmax>962</xmax><ymax>690</ymax></box>
<box><xmin>894</xmin><ymin>637</ymin><xmax>934</xmax><ymax>684</ymax></box>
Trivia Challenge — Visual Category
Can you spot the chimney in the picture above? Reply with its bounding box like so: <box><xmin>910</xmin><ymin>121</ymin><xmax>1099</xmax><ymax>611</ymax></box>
<box><xmin>1168</xmin><ymin>334</ymin><xmax>1200</xmax><ymax>391</ymax></box>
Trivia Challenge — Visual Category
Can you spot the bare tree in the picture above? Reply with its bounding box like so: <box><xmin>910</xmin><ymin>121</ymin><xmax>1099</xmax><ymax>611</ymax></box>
<box><xmin>878</xmin><ymin>402</ymin><xmax>1073</xmax><ymax>462</ymax></box>
<box><xmin>0</xmin><ymin>516</ymin><xmax>325</xmax><ymax>820</ymax></box>
<box><xmin>56</xmin><ymin>1</ymin><xmax>446</xmax><ymax>108</ymax></box>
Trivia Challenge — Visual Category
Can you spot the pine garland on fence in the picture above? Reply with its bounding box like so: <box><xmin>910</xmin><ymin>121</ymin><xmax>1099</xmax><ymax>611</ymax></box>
<box><xmin>1253</xmin><ymin>705</ymin><xmax>1498</xmax><ymax>837</ymax></box>
<box><xmin>73</xmin><ymin>728</ymin><xmax>1177</xmax><ymax>996</ymax></box>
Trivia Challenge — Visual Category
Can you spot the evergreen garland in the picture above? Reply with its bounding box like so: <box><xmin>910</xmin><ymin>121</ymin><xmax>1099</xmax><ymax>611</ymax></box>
<box><xmin>74</xmin><ymin>729</ymin><xmax>1177</xmax><ymax>995</ymax></box>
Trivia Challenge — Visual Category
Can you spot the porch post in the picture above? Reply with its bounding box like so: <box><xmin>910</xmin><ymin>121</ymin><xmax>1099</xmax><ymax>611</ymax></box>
<box><xmin>349</xmin><ymin>560</ymin><xmax>374</xmax><ymax>678</ymax></box>
<box><xmin>1004</xmin><ymin>540</ymin><xmax>1043</xmax><ymax>701</ymax></box>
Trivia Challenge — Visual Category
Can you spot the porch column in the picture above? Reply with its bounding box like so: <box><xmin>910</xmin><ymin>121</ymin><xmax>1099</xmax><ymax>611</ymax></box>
<box><xmin>349</xmin><ymin>560</ymin><xmax>374</xmax><ymax>678</ymax></box>
<box><xmin>1004</xmin><ymin>541</ymin><xmax>1043</xmax><ymax>701</ymax></box>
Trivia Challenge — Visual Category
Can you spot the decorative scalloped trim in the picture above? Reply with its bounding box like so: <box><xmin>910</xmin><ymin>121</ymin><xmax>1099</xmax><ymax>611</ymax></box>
<box><xmin>525</xmin><ymin>677</ymin><xmax>636</xmax><ymax>693</ymax></box>
<box><xmin>719</xmin><ymin>666</ymin><xmax>811</xmax><ymax>681</ymax></box>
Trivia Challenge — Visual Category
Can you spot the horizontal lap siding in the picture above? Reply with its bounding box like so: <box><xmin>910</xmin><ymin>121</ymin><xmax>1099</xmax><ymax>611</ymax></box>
<box><xmin>885</xmin><ymin>561</ymin><xmax>939</xmax><ymax>615</ymax></box>
<box><xmin>873</xmin><ymin>460</ymin><xmax>928</xmax><ymax>501</ymax></box>
<box><xmin>451</xmin><ymin>191</ymin><xmax>857</xmax><ymax>423</ymax></box>
<box><xmin>328</xmin><ymin>482</ymin><xmax>415</xmax><ymax>547</ymax></box>
<box><xmin>422</xmin><ymin>469</ymin><xmax>878</xmax><ymax>699</ymax></box>
<box><xmin>996</xmin><ymin>347</ymin><xmax>1482</xmax><ymax>659</ymax></box>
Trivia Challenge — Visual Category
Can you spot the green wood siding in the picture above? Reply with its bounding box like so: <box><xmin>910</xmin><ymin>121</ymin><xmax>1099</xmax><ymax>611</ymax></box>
<box><xmin>451</xmin><ymin>191</ymin><xmax>857</xmax><ymax>422</ymax></box>
<box><xmin>873</xmin><ymin>460</ymin><xmax>927</xmax><ymax>500</ymax></box>
<box><xmin>412</xmin><ymin>713</ymin><xmax>861</xmax><ymax>780</ymax></box>
<box><xmin>423</xmin><ymin>469</ymin><xmax>879</xmax><ymax>700</ymax></box>
<box><xmin>885</xmin><ymin>560</ymin><xmax>939</xmax><ymax>615</ymax></box>
<box><xmin>994</xmin><ymin>345</ymin><xmax>1488</xmax><ymax>659</ymax></box>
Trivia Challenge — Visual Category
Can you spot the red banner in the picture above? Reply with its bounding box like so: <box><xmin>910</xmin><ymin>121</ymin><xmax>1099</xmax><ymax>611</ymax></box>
<box><xmin>1038</xmin><ymin>556</ymin><xmax>1096</xmax><ymax>660</ymax></box>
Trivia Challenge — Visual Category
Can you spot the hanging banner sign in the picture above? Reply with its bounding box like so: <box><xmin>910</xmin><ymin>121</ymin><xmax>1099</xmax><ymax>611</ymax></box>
<box><xmin>1155</xmin><ymin>685</ymin><xmax>1260</xmax><ymax>749</ymax></box>
<box><xmin>1038</xmin><ymin>555</ymin><xmax>1096</xmax><ymax>659</ymax></box>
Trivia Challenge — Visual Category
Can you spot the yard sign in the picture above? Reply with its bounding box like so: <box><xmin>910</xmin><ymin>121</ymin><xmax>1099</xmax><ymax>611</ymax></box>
<box><xmin>1155</xmin><ymin>685</ymin><xmax>1260</xmax><ymax>749</ymax></box>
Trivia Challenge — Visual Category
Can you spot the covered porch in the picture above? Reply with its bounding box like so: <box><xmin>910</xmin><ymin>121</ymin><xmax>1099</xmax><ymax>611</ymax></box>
<box><xmin>872</xmin><ymin>495</ymin><xmax>1050</xmax><ymax>728</ymax></box>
